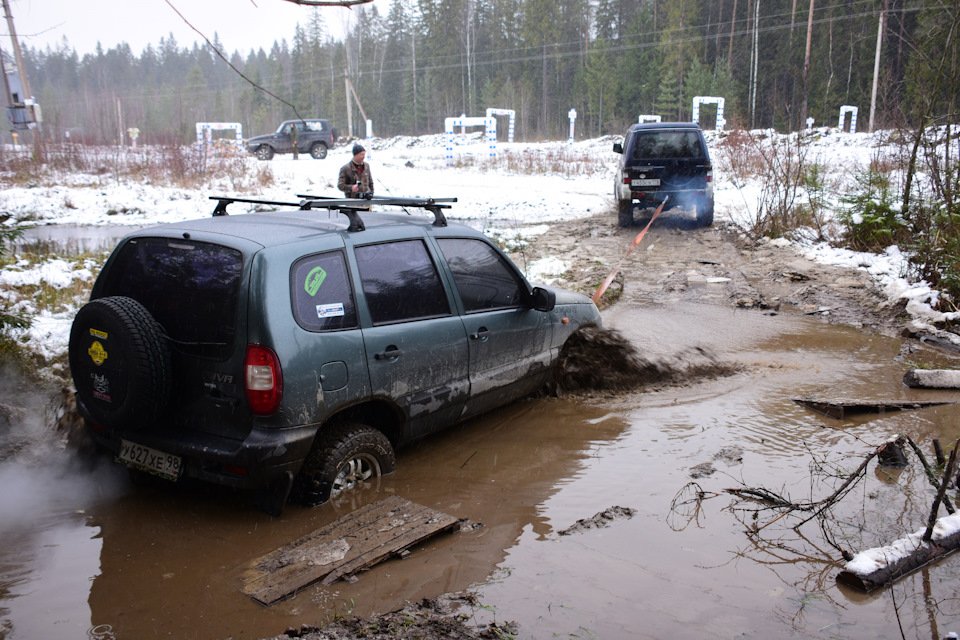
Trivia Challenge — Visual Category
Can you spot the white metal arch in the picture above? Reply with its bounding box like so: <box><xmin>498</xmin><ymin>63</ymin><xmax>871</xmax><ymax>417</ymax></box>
<box><xmin>444</xmin><ymin>117</ymin><xmax>497</xmax><ymax>166</ymax></box>
<box><xmin>691</xmin><ymin>97</ymin><xmax>726</xmax><ymax>131</ymax></box>
<box><xmin>196</xmin><ymin>122</ymin><xmax>243</xmax><ymax>148</ymax></box>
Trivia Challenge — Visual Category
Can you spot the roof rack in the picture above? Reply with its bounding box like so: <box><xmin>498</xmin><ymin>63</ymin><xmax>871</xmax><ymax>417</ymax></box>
<box><xmin>297</xmin><ymin>194</ymin><xmax>457</xmax><ymax>229</ymax></box>
<box><xmin>208</xmin><ymin>194</ymin><xmax>457</xmax><ymax>232</ymax></box>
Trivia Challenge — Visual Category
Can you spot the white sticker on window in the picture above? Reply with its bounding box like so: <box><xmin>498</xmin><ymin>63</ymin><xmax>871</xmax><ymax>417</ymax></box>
<box><xmin>317</xmin><ymin>303</ymin><xmax>345</xmax><ymax>318</ymax></box>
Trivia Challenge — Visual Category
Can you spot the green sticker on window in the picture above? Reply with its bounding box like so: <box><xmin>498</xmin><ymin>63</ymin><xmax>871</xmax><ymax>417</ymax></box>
<box><xmin>304</xmin><ymin>266</ymin><xmax>327</xmax><ymax>296</ymax></box>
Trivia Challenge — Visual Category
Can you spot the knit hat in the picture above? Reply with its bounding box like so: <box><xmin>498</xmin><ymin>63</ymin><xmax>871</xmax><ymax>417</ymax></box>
<box><xmin>352</xmin><ymin>143</ymin><xmax>365</xmax><ymax>156</ymax></box>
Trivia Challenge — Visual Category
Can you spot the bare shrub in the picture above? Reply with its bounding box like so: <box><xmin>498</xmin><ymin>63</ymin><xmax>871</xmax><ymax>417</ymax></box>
<box><xmin>451</xmin><ymin>148</ymin><xmax>604</xmax><ymax>178</ymax></box>
<box><xmin>721</xmin><ymin>130</ymin><xmax>827</xmax><ymax>240</ymax></box>
<box><xmin>0</xmin><ymin>142</ymin><xmax>272</xmax><ymax>191</ymax></box>
<box><xmin>713</xmin><ymin>129</ymin><xmax>766</xmax><ymax>183</ymax></box>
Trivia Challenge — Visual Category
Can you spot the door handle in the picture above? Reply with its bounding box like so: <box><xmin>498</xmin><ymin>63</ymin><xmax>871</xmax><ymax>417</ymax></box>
<box><xmin>470</xmin><ymin>329</ymin><xmax>491</xmax><ymax>340</ymax></box>
<box><xmin>375</xmin><ymin>348</ymin><xmax>404</xmax><ymax>360</ymax></box>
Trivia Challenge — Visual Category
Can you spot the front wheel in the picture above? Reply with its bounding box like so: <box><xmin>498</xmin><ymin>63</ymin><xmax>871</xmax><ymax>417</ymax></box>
<box><xmin>294</xmin><ymin>422</ymin><xmax>396</xmax><ymax>506</ymax></box>
<box><xmin>255</xmin><ymin>145</ymin><xmax>274</xmax><ymax>161</ymax></box>
<box><xmin>310</xmin><ymin>142</ymin><xmax>328</xmax><ymax>159</ymax></box>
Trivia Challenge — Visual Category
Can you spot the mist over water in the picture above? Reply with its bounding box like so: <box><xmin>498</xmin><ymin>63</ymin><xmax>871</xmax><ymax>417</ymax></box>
<box><xmin>0</xmin><ymin>363</ymin><xmax>127</xmax><ymax>533</ymax></box>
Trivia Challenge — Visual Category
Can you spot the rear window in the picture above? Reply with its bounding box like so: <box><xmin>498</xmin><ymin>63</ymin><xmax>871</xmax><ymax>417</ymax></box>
<box><xmin>291</xmin><ymin>251</ymin><xmax>358</xmax><ymax>332</ymax></box>
<box><xmin>98</xmin><ymin>237</ymin><xmax>243</xmax><ymax>354</ymax></box>
<box><xmin>632</xmin><ymin>130</ymin><xmax>704</xmax><ymax>160</ymax></box>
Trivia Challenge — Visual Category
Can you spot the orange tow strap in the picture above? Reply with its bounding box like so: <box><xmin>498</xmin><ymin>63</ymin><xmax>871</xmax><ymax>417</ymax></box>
<box><xmin>592</xmin><ymin>197</ymin><xmax>668</xmax><ymax>305</ymax></box>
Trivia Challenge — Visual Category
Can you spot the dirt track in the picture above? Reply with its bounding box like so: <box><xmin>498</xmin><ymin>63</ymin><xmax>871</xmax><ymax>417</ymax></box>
<box><xmin>519</xmin><ymin>213</ymin><xmax>907</xmax><ymax>338</ymax></box>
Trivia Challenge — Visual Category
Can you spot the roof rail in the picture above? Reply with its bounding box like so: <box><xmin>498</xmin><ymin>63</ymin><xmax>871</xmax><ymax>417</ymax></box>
<box><xmin>209</xmin><ymin>194</ymin><xmax>457</xmax><ymax>231</ymax></box>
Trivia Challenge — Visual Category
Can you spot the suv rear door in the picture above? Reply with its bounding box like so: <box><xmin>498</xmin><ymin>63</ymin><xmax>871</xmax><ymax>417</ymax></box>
<box><xmin>352</xmin><ymin>237</ymin><xmax>470</xmax><ymax>441</ymax></box>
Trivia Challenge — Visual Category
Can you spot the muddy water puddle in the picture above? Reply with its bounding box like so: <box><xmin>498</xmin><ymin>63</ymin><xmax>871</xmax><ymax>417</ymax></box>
<box><xmin>2</xmin><ymin>303</ymin><xmax>960</xmax><ymax>639</ymax></box>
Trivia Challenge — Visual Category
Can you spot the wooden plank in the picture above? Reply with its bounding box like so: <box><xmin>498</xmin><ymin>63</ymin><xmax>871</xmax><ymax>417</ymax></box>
<box><xmin>241</xmin><ymin>495</ymin><xmax>460</xmax><ymax>606</ymax></box>
<box><xmin>792</xmin><ymin>398</ymin><xmax>955</xmax><ymax>419</ymax></box>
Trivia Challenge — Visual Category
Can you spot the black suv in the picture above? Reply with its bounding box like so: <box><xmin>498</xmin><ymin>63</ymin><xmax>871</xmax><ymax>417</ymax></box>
<box><xmin>613</xmin><ymin>122</ymin><xmax>714</xmax><ymax>227</ymax></box>
<box><xmin>68</xmin><ymin>195</ymin><xmax>601</xmax><ymax>515</ymax></box>
<box><xmin>245</xmin><ymin>119</ymin><xmax>336</xmax><ymax>160</ymax></box>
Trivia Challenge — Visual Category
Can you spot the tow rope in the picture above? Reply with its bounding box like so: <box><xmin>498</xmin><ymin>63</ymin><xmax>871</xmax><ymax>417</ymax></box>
<box><xmin>591</xmin><ymin>196</ymin><xmax>668</xmax><ymax>305</ymax></box>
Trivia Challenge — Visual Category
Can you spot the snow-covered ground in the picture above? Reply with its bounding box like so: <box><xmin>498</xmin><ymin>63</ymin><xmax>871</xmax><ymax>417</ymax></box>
<box><xmin>0</xmin><ymin>128</ymin><xmax>954</xmax><ymax>369</ymax></box>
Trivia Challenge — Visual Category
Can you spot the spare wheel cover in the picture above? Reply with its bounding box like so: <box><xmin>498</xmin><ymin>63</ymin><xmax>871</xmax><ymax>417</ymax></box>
<box><xmin>69</xmin><ymin>296</ymin><xmax>172</xmax><ymax>429</ymax></box>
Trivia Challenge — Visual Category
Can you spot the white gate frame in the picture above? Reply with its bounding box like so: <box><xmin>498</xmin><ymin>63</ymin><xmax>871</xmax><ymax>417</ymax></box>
<box><xmin>196</xmin><ymin>122</ymin><xmax>243</xmax><ymax>148</ymax></box>
<box><xmin>691</xmin><ymin>96</ymin><xmax>726</xmax><ymax>131</ymax></box>
<box><xmin>568</xmin><ymin>109</ymin><xmax>577</xmax><ymax>145</ymax></box>
<box><xmin>485</xmin><ymin>108</ymin><xmax>516</xmax><ymax>142</ymax></box>
<box><xmin>838</xmin><ymin>105</ymin><xmax>858</xmax><ymax>133</ymax></box>
<box><xmin>638</xmin><ymin>115</ymin><xmax>662</xmax><ymax>123</ymax></box>
<box><xmin>445</xmin><ymin>116</ymin><xmax>497</xmax><ymax>166</ymax></box>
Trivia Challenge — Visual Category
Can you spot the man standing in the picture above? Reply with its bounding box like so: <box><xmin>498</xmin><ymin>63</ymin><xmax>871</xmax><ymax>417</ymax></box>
<box><xmin>338</xmin><ymin>143</ymin><xmax>373</xmax><ymax>198</ymax></box>
<box><xmin>290</xmin><ymin>122</ymin><xmax>300</xmax><ymax>160</ymax></box>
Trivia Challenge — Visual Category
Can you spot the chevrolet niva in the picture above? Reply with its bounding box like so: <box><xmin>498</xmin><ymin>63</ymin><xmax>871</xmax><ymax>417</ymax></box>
<box><xmin>68</xmin><ymin>195</ymin><xmax>601</xmax><ymax>515</ymax></box>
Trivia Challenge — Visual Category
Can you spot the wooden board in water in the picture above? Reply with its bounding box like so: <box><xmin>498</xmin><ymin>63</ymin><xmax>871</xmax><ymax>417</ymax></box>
<box><xmin>242</xmin><ymin>495</ymin><xmax>460</xmax><ymax>606</ymax></box>
<box><xmin>793</xmin><ymin>397</ymin><xmax>955</xmax><ymax>419</ymax></box>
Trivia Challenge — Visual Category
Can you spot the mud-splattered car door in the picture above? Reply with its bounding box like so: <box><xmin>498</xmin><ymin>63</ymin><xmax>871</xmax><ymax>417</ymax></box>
<box><xmin>353</xmin><ymin>238</ymin><xmax>470</xmax><ymax>441</ymax></box>
<box><xmin>435</xmin><ymin>237</ymin><xmax>553</xmax><ymax>420</ymax></box>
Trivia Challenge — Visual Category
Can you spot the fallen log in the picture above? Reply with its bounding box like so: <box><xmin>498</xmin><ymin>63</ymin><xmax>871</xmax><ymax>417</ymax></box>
<box><xmin>836</xmin><ymin>513</ymin><xmax>960</xmax><ymax>592</ymax></box>
<box><xmin>903</xmin><ymin>369</ymin><xmax>960</xmax><ymax>389</ymax></box>
<box><xmin>792</xmin><ymin>397</ymin><xmax>955</xmax><ymax>419</ymax></box>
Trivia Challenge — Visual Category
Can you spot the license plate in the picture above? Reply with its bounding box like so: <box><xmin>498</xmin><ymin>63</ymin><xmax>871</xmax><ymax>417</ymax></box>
<box><xmin>118</xmin><ymin>439</ymin><xmax>182</xmax><ymax>480</ymax></box>
<box><xmin>631</xmin><ymin>178</ymin><xmax>660</xmax><ymax>187</ymax></box>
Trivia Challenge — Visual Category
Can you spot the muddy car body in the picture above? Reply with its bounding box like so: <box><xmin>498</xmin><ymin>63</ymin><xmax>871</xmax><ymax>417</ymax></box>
<box><xmin>68</xmin><ymin>196</ymin><xmax>600</xmax><ymax>514</ymax></box>
<box><xmin>613</xmin><ymin>122</ymin><xmax>714</xmax><ymax>227</ymax></box>
<box><xmin>245</xmin><ymin>119</ymin><xmax>335</xmax><ymax>160</ymax></box>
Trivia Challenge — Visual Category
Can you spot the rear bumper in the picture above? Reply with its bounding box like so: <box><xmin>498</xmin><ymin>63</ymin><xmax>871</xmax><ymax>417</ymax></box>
<box><xmin>615</xmin><ymin>182</ymin><xmax>711</xmax><ymax>209</ymax></box>
<box><xmin>79</xmin><ymin>399</ymin><xmax>317</xmax><ymax>491</ymax></box>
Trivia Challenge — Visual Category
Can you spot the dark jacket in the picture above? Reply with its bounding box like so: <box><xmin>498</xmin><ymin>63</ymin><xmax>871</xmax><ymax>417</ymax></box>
<box><xmin>337</xmin><ymin>161</ymin><xmax>374</xmax><ymax>198</ymax></box>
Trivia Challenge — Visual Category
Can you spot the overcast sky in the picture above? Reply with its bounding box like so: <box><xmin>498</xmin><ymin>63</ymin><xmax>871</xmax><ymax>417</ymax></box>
<box><xmin>5</xmin><ymin>0</ymin><xmax>383</xmax><ymax>56</ymax></box>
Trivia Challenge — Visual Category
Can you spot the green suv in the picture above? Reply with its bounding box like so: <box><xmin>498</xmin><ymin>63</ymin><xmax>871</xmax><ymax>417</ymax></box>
<box><xmin>68</xmin><ymin>195</ymin><xmax>600</xmax><ymax>515</ymax></box>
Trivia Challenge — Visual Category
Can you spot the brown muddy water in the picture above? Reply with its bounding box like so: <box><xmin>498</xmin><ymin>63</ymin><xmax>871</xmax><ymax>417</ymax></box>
<box><xmin>2</xmin><ymin>300</ymin><xmax>960</xmax><ymax>639</ymax></box>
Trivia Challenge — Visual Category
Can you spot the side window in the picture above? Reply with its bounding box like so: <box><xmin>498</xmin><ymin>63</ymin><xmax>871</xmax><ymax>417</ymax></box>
<box><xmin>354</xmin><ymin>240</ymin><xmax>451</xmax><ymax>325</ymax></box>
<box><xmin>437</xmin><ymin>238</ymin><xmax>527</xmax><ymax>313</ymax></box>
<box><xmin>291</xmin><ymin>251</ymin><xmax>358</xmax><ymax>332</ymax></box>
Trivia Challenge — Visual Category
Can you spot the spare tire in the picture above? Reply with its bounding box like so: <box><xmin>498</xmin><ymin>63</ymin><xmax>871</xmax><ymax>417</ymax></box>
<box><xmin>68</xmin><ymin>296</ymin><xmax>171</xmax><ymax>429</ymax></box>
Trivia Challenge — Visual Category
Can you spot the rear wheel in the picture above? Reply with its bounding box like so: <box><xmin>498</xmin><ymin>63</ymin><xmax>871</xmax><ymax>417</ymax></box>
<box><xmin>294</xmin><ymin>422</ymin><xmax>396</xmax><ymax>506</ymax></box>
<box><xmin>310</xmin><ymin>142</ymin><xmax>328</xmax><ymax>159</ymax></box>
<box><xmin>255</xmin><ymin>145</ymin><xmax>274</xmax><ymax>161</ymax></box>
<box><xmin>696</xmin><ymin>196</ymin><xmax>714</xmax><ymax>227</ymax></box>
<box><xmin>617</xmin><ymin>200</ymin><xmax>634</xmax><ymax>227</ymax></box>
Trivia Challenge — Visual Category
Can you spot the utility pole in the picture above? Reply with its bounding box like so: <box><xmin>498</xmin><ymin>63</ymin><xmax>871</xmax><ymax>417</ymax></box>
<box><xmin>1</xmin><ymin>0</ymin><xmax>41</xmax><ymax>159</ymax></box>
<box><xmin>868</xmin><ymin>7</ymin><xmax>887</xmax><ymax>132</ymax></box>
<box><xmin>800</xmin><ymin>0</ymin><xmax>815</xmax><ymax>128</ymax></box>
<box><xmin>345</xmin><ymin>69</ymin><xmax>353</xmax><ymax>138</ymax></box>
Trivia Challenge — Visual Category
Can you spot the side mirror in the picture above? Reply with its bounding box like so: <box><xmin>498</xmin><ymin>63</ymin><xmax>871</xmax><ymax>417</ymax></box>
<box><xmin>530</xmin><ymin>286</ymin><xmax>556</xmax><ymax>312</ymax></box>
<box><xmin>612</xmin><ymin>142</ymin><xmax>623</xmax><ymax>154</ymax></box>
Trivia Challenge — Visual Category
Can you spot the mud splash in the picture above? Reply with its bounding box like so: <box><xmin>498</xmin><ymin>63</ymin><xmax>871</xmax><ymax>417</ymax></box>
<box><xmin>547</xmin><ymin>324</ymin><xmax>740</xmax><ymax>395</ymax></box>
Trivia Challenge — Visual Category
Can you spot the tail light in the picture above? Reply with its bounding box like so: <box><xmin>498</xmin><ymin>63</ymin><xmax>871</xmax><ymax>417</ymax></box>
<box><xmin>244</xmin><ymin>345</ymin><xmax>283</xmax><ymax>415</ymax></box>
<box><xmin>706</xmin><ymin>169</ymin><xmax>713</xmax><ymax>183</ymax></box>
